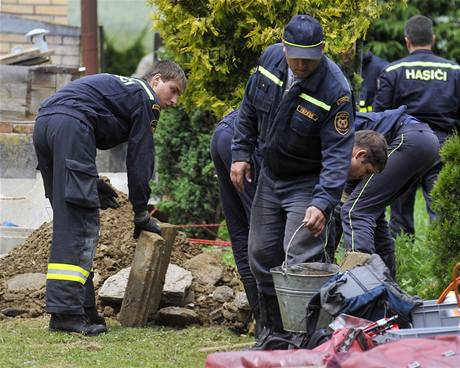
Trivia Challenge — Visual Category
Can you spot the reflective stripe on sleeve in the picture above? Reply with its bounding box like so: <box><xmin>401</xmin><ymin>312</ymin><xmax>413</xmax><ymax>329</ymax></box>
<box><xmin>299</xmin><ymin>93</ymin><xmax>331</xmax><ymax>111</ymax></box>
<box><xmin>257</xmin><ymin>66</ymin><xmax>284</xmax><ymax>87</ymax></box>
<box><xmin>385</xmin><ymin>61</ymin><xmax>460</xmax><ymax>72</ymax></box>
<box><xmin>47</xmin><ymin>263</ymin><xmax>90</xmax><ymax>284</ymax></box>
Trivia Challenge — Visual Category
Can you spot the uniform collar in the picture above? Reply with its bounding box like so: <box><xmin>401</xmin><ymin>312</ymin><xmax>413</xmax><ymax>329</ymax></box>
<box><xmin>277</xmin><ymin>55</ymin><xmax>327</xmax><ymax>93</ymax></box>
<box><xmin>138</xmin><ymin>77</ymin><xmax>160</xmax><ymax>105</ymax></box>
<box><xmin>411</xmin><ymin>49</ymin><xmax>434</xmax><ymax>56</ymax></box>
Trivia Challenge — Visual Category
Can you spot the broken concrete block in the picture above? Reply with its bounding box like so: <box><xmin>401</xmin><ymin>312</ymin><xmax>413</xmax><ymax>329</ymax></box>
<box><xmin>99</xmin><ymin>263</ymin><xmax>193</xmax><ymax>306</ymax></box>
<box><xmin>184</xmin><ymin>253</ymin><xmax>223</xmax><ymax>286</ymax></box>
<box><xmin>234</xmin><ymin>291</ymin><xmax>250</xmax><ymax>310</ymax></box>
<box><xmin>212</xmin><ymin>285</ymin><xmax>234</xmax><ymax>303</ymax></box>
<box><xmin>155</xmin><ymin>307</ymin><xmax>200</xmax><ymax>327</ymax></box>
<box><xmin>161</xmin><ymin>264</ymin><xmax>193</xmax><ymax>307</ymax></box>
<box><xmin>99</xmin><ymin>267</ymin><xmax>130</xmax><ymax>302</ymax></box>
<box><xmin>6</xmin><ymin>273</ymin><xmax>46</xmax><ymax>292</ymax></box>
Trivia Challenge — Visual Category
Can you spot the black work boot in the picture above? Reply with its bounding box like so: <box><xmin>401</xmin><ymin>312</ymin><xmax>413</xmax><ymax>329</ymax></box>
<box><xmin>241</xmin><ymin>277</ymin><xmax>263</xmax><ymax>338</ymax></box>
<box><xmin>49</xmin><ymin>313</ymin><xmax>107</xmax><ymax>336</ymax></box>
<box><xmin>84</xmin><ymin>306</ymin><xmax>107</xmax><ymax>326</ymax></box>
<box><xmin>251</xmin><ymin>294</ymin><xmax>294</xmax><ymax>350</ymax></box>
<box><xmin>83</xmin><ymin>272</ymin><xmax>106</xmax><ymax>326</ymax></box>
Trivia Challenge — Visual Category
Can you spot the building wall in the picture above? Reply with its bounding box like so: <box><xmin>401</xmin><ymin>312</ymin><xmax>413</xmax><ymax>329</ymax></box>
<box><xmin>1</xmin><ymin>0</ymin><xmax>68</xmax><ymax>25</ymax></box>
<box><xmin>0</xmin><ymin>0</ymin><xmax>80</xmax><ymax>67</ymax></box>
<box><xmin>0</xmin><ymin>31</ymin><xmax>80</xmax><ymax>65</ymax></box>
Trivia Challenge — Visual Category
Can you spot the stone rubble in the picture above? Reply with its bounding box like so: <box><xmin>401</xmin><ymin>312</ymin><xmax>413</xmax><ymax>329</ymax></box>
<box><xmin>0</xmin><ymin>190</ymin><xmax>253</xmax><ymax>331</ymax></box>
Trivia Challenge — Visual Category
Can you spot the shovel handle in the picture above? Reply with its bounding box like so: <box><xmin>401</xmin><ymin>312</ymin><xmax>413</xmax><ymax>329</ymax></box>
<box><xmin>436</xmin><ymin>262</ymin><xmax>460</xmax><ymax>307</ymax></box>
<box><xmin>453</xmin><ymin>262</ymin><xmax>460</xmax><ymax>307</ymax></box>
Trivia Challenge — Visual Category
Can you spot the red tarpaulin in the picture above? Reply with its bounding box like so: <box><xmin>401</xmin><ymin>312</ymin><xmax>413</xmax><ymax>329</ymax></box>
<box><xmin>205</xmin><ymin>336</ymin><xmax>460</xmax><ymax>368</ymax></box>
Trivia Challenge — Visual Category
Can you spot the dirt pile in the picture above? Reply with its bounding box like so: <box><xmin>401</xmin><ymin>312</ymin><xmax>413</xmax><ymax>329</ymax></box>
<box><xmin>0</xmin><ymin>191</ymin><xmax>245</xmax><ymax>329</ymax></box>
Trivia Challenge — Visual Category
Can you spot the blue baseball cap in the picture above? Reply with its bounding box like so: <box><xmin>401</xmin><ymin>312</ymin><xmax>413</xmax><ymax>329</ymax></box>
<box><xmin>283</xmin><ymin>15</ymin><xmax>324</xmax><ymax>59</ymax></box>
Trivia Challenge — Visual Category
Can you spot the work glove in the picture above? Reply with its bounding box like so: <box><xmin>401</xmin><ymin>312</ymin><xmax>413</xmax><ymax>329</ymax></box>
<box><xmin>97</xmin><ymin>179</ymin><xmax>119</xmax><ymax>209</ymax></box>
<box><xmin>133</xmin><ymin>210</ymin><xmax>161</xmax><ymax>239</ymax></box>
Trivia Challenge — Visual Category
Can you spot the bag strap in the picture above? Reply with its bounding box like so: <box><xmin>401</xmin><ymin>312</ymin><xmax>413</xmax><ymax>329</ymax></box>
<box><xmin>306</xmin><ymin>292</ymin><xmax>322</xmax><ymax>337</ymax></box>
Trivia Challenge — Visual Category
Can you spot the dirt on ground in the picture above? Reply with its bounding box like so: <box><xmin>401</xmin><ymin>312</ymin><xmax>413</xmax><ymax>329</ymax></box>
<box><xmin>0</xmin><ymin>190</ymin><xmax>245</xmax><ymax>329</ymax></box>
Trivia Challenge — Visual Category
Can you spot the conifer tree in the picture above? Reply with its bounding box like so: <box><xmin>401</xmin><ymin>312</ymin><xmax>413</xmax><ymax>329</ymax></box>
<box><xmin>150</xmin><ymin>0</ymin><xmax>402</xmax><ymax>118</ymax></box>
<box><xmin>427</xmin><ymin>135</ymin><xmax>460</xmax><ymax>294</ymax></box>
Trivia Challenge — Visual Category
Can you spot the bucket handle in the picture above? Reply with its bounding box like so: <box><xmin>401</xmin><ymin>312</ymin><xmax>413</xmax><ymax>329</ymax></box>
<box><xmin>281</xmin><ymin>223</ymin><xmax>305</xmax><ymax>275</ymax></box>
<box><xmin>281</xmin><ymin>218</ymin><xmax>332</xmax><ymax>275</ymax></box>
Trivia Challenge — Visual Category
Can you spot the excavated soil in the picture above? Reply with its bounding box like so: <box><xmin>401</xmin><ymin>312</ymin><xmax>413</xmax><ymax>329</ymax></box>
<box><xmin>0</xmin><ymin>190</ymin><xmax>244</xmax><ymax>328</ymax></box>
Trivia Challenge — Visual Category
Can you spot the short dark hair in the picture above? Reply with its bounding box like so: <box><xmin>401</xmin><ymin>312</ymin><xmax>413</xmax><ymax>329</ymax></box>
<box><xmin>142</xmin><ymin>60</ymin><xmax>187</xmax><ymax>92</ymax></box>
<box><xmin>354</xmin><ymin>130</ymin><xmax>388</xmax><ymax>172</ymax></box>
<box><xmin>404</xmin><ymin>15</ymin><xmax>434</xmax><ymax>46</ymax></box>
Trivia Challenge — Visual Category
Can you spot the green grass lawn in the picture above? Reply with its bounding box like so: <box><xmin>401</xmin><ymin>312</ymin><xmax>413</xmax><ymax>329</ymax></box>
<box><xmin>0</xmin><ymin>317</ymin><xmax>251</xmax><ymax>368</ymax></box>
<box><xmin>395</xmin><ymin>189</ymin><xmax>438</xmax><ymax>299</ymax></box>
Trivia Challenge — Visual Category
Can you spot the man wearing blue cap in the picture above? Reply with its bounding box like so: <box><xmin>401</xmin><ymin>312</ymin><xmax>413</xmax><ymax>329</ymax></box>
<box><xmin>231</xmin><ymin>15</ymin><xmax>354</xmax><ymax>349</ymax></box>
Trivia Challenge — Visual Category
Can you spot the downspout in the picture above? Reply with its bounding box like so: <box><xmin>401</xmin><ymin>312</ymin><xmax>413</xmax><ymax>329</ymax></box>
<box><xmin>81</xmin><ymin>0</ymin><xmax>98</xmax><ymax>75</ymax></box>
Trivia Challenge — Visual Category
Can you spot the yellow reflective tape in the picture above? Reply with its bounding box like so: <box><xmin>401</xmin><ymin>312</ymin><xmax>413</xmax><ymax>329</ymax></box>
<box><xmin>47</xmin><ymin>273</ymin><xmax>87</xmax><ymax>284</ymax></box>
<box><xmin>283</xmin><ymin>39</ymin><xmax>324</xmax><ymax>49</ymax></box>
<box><xmin>386</xmin><ymin>61</ymin><xmax>460</xmax><ymax>72</ymax></box>
<box><xmin>258</xmin><ymin>66</ymin><xmax>283</xmax><ymax>87</ymax></box>
<box><xmin>359</xmin><ymin>105</ymin><xmax>372</xmax><ymax>112</ymax></box>
<box><xmin>299</xmin><ymin>93</ymin><xmax>331</xmax><ymax>111</ymax></box>
<box><xmin>48</xmin><ymin>263</ymin><xmax>90</xmax><ymax>278</ymax></box>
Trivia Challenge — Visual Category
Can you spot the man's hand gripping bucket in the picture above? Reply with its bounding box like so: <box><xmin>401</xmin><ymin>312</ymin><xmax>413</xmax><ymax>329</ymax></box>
<box><xmin>270</xmin><ymin>223</ymin><xmax>339</xmax><ymax>333</ymax></box>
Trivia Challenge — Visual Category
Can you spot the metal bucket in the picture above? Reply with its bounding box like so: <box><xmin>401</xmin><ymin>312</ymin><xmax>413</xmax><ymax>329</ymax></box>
<box><xmin>270</xmin><ymin>224</ymin><xmax>339</xmax><ymax>333</ymax></box>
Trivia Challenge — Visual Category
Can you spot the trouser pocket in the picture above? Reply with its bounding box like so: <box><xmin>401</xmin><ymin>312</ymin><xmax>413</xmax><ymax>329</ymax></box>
<box><xmin>64</xmin><ymin>159</ymin><xmax>100</xmax><ymax>208</ymax></box>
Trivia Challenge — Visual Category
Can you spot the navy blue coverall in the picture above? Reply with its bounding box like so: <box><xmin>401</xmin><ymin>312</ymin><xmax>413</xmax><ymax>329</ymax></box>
<box><xmin>232</xmin><ymin>43</ymin><xmax>355</xmax><ymax>296</ymax></box>
<box><xmin>341</xmin><ymin>106</ymin><xmax>439</xmax><ymax>276</ymax></box>
<box><xmin>33</xmin><ymin>73</ymin><xmax>159</xmax><ymax>314</ymax></box>
<box><xmin>210</xmin><ymin>109</ymin><xmax>261</xmax><ymax>282</ymax></box>
<box><xmin>358</xmin><ymin>51</ymin><xmax>388</xmax><ymax>112</ymax></box>
<box><xmin>373</xmin><ymin>50</ymin><xmax>460</xmax><ymax>236</ymax></box>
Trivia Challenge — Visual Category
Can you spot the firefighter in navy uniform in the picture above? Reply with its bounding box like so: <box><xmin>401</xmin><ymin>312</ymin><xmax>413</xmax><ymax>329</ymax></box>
<box><xmin>358</xmin><ymin>51</ymin><xmax>388</xmax><ymax>112</ymax></box>
<box><xmin>340</xmin><ymin>107</ymin><xmax>439</xmax><ymax>277</ymax></box>
<box><xmin>33</xmin><ymin>60</ymin><xmax>186</xmax><ymax>336</ymax></box>
<box><xmin>231</xmin><ymin>15</ymin><xmax>354</xmax><ymax>350</ymax></box>
<box><xmin>210</xmin><ymin>109</ymin><xmax>263</xmax><ymax>337</ymax></box>
<box><xmin>373</xmin><ymin>15</ymin><xmax>460</xmax><ymax>237</ymax></box>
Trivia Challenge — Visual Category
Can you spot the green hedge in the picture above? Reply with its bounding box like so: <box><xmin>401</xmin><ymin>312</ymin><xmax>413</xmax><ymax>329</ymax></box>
<box><xmin>427</xmin><ymin>135</ymin><xmax>460</xmax><ymax>295</ymax></box>
<box><xmin>151</xmin><ymin>108</ymin><xmax>220</xmax><ymax>238</ymax></box>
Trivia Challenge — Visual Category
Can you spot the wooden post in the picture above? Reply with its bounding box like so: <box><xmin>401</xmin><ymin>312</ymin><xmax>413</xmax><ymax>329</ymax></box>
<box><xmin>119</xmin><ymin>223</ymin><xmax>177</xmax><ymax>327</ymax></box>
